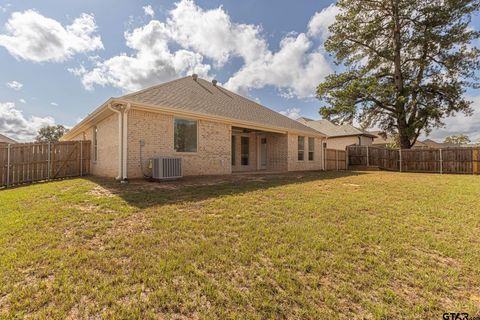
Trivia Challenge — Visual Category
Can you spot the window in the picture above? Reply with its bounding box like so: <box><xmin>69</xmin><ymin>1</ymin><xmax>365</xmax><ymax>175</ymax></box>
<box><xmin>241</xmin><ymin>136</ymin><xmax>249</xmax><ymax>165</ymax></box>
<box><xmin>231</xmin><ymin>136</ymin><xmax>236</xmax><ymax>166</ymax></box>
<box><xmin>93</xmin><ymin>126</ymin><xmax>98</xmax><ymax>161</ymax></box>
<box><xmin>298</xmin><ymin>136</ymin><xmax>305</xmax><ymax>161</ymax></box>
<box><xmin>174</xmin><ymin>118</ymin><xmax>197</xmax><ymax>152</ymax></box>
<box><xmin>308</xmin><ymin>137</ymin><xmax>315</xmax><ymax>161</ymax></box>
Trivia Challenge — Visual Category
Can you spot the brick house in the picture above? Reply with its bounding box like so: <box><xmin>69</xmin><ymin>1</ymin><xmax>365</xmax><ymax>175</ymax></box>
<box><xmin>62</xmin><ymin>75</ymin><xmax>327</xmax><ymax>179</ymax></box>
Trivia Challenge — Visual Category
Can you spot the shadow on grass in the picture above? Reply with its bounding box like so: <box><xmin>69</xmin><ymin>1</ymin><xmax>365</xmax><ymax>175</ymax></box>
<box><xmin>86</xmin><ymin>170</ymin><xmax>368</xmax><ymax>209</ymax></box>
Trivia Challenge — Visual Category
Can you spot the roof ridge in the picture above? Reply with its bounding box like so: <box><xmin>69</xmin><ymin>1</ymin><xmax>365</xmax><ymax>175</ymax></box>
<box><xmin>119</xmin><ymin>75</ymin><xmax>192</xmax><ymax>99</ymax></box>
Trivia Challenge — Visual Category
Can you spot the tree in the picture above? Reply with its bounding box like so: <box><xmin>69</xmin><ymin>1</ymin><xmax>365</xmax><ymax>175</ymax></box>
<box><xmin>444</xmin><ymin>134</ymin><xmax>471</xmax><ymax>145</ymax></box>
<box><xmin>35</xmin><ymin>125</ymin><xmax>68</xmax><ymax>143</ymax></box>
<box><xmin>316</xmin><ymin>0</ymin><xmax>480</xmax><ymax>149</ymax></box>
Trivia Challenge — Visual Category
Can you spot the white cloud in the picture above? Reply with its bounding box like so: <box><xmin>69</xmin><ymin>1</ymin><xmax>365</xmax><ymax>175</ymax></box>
<box><xmin>0</xmin><ymin>10</ymin><xmax>103</xmax><ymax>62</ymax></box>
<box><xmin>224</xmin><ymin>33</ymin><xmax>333</xmax><ymax>98</ymax></box>
<box><xmin>73</xmin><ymin>0</ymin><xmax>333</xmax><ymax>98</ymax></box>
<box><xmin>6</xmin><ymin>80</ymin><xmax>23</xmax><ymax>90</ymax></box>
<box><xmin>167</xmin><ymin>0</ymin><xmax>268</xmax><ymax>66</ymax></box>
<box><xmin>425</xmin><ymin>96</ymin><xmax>480</xmax><ymax>142</ymax></box>
<box><xmin>0</xmin><ymin>102</ymin><xmax>55</xmax><ymax>141</ymax></box>
<box><xmin>279</xmin><ymin>107</ymin><xmax>301</xmax><ymax>119</ymax></box>
<box><xmin>19</xmin><ymin>98</ymin><xmax>26</xmax><ymax>104</ymax></box>
<box><xmin>50</xmin><ymin>102</ymin><xmax>59</xmax><ymax>106</ymax></box>
<box><xmin>307</xmin><ymin>4</ymin><xmax>340</xmax><ymax>39</ymax></box>
<box><xmin>143</xmin><ymin>5</ymin><xmax>155</xmax><ymax>18</ymax></box>
<box><xmin>76</xmin><ymin>20</ymin><xmax>211</xmax><ymax>92</ymax></box>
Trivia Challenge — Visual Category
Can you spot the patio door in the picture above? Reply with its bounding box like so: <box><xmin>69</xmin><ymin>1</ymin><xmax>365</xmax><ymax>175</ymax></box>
<box><xmin>257</xmin><ymin>136</ymin><xmax>267</xmax><ymax>170</ymax></box>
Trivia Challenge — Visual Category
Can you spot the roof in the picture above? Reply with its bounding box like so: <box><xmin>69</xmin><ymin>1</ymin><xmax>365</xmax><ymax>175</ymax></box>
<box><xmin>118</xmin><ymin>76</ymin><xmax>322</xmax><ymax>135</ymax></box>
<box><xmin>371</xmin><ymin>134</ymin><xmax>456</xmax><ymax>148</ymax></box>
<box><xmin>371</xmin><ymin>131</ymin><xmax>395</xmax><ymax>145</ymax></box>
<box><xmin>297</xmin><ymin>116</ymin><xmax>314</xmax><ymax>122</ymax></box>
<box><xmin>0</xmin><ymin>133</ymin><xmax>16</xmax><ymax>144</ymax></box>
<box><xmin>298</xmin><ymin>118</ymin><xmax>376</xmax><ymax>138</ymax></box>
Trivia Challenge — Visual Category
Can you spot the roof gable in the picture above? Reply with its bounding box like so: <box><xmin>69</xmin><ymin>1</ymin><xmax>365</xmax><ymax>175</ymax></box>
<box><xmin>0</xmin><ymin>133</ymin><xmax>17</xmax><ymax>144</ymax></box>
<box><xmin>300</xmin><ymin>119</ymin><xmax>372</xmax><ymax>137</ymax></box>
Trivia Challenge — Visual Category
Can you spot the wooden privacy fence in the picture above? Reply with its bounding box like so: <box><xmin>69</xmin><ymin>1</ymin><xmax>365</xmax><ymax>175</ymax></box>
<box><xmin>325</xmin><ymin>148</ymin><xmax>347</xmax><ymax>170</ymax></box>
<box><xmin>347</xmin><ymin>145</ymin><xmax>480</xmax><ymax>175</ymax></box>
<box><xmin>0</xmin><ymin>141</ymin><xmax>91</xmax><ymax>188</ymax></box>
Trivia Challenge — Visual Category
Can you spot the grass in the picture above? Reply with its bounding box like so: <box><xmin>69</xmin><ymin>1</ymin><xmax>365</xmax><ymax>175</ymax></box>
<box><xmin>0</xmin><ymin>171</ymin><xmax>479</xmax><ymax>319</ymax></box>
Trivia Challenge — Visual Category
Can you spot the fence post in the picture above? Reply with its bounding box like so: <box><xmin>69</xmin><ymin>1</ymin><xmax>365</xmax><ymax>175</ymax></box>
<box><xmin>47</xmin><ymin>142</ymin><xmax>51</xmax><ymax>180</ymax></box>
<box><xmin>346</xmin><ymin>147</ymin><xmax>349</xmax><ymax>170</ymax></box>
<box><xmin>439</xmin><ymin>148</ymin><xmax>443</xmax><ymax>174</ymax></box>
<box><xmin>6</xmin><ymin>144</ymin><xmax>10</xmax><ymax>187</ymax></box>
<box><xmin>80</xmin><ymin>141</ymin><xmax>83</xmax><ymax>177</ymax></box>
<box><xmin>366</xmin><ymin>145</ymin><xmax>369</xmax><ymax>167</ymax></box>
<box><xmin>399</xmin><ymin>148</ymin><xmax>402</xmax><ymax>172</ymax></box>
<box><xmin>473</xmin><ymin>148</ymin><xmax>479</xmax><ymax>175</ymax></box>
<box><xmin>336</xmin><ymin>150</ymin><xmax>339</xmax><ymax>171</ymax></box>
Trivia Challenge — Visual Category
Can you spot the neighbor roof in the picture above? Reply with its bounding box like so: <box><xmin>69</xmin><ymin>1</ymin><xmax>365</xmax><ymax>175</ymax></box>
<box><xmin>298</xmin><ymin>119</ymin><xmax>375</xmax><ymax>138</ymax></box>
<box><xmin>0</xmin><ymin>133</ymin><xmax>16</xmax><ymax>144</ymax></box>
<box><xmin>118</xmin><ymin>76</ymin><xmax>322</xmax><ymax>135</ymax></box>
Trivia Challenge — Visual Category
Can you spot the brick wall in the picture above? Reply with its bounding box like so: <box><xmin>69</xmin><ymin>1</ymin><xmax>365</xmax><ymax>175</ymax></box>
<box><xmin>287</xmin><ymin>134</ymin><xmax>324</xmax><ymax>171</ymax></box>
<box><xmin>70</xmin><ymin>113</ymin><xmax>119</xmax><ymax>178</ymax></box>
<box><xmin>265</xmin><ymin>132</ymin><xmax>288</xmax><ymax>171</ymax></box>
<box><xmin>126</xmin><ymin>109</ymin><xmax>231</xmax><ymax>178</ymax></box>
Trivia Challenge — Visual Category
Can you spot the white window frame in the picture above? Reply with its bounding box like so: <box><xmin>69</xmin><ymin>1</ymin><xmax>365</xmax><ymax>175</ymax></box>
<box><xmin>308</xmin><ymin>137</ymin><xmax>315</xmax><ymax>161</ymax></box>
<box><xmin>298</xmin><ymin>136</ymin><xmax>305</xmax><ymax>161</ymax></box>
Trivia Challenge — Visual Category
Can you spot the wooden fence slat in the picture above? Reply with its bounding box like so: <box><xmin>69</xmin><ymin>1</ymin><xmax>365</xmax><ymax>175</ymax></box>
<box><xmin>0</xmin><ymin>141</ymin><xmax>91</xmax><ymax>188</ymax></box>
<box><xmin>347</xmin><ymin>145</ymin><xmax>477</xmax><ymax>175</ymax></box>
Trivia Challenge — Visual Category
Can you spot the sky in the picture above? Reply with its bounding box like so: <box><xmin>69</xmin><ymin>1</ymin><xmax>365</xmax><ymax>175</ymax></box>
<box><xmin>0</xmin><ymin>0</ymin><xmax>479</xmax><ymax>142</ymax></box>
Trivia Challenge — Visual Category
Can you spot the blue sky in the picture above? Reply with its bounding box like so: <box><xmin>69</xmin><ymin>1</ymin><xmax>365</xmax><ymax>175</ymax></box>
<box><xmin>0</xmin><ymin>0</ymin><xmax>479</xmax><ymax>142</ymax></box>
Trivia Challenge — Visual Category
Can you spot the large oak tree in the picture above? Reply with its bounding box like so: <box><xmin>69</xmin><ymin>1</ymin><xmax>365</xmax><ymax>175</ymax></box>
<box><xmin>317</xmin><ymin>0</ymin><xmax>480</xmax><ymax>148</ymax></box>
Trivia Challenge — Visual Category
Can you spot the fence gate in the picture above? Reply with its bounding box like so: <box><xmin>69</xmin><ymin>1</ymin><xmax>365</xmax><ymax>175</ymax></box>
<box><xmin>325</xmin><ymin>148</ymin><xmax>347</xmax><ymax>170</ymax></box>
<box><xmin>0</xmin><ymin>141</ymin><xmax>91</xmax><ymax>188</ymax></box>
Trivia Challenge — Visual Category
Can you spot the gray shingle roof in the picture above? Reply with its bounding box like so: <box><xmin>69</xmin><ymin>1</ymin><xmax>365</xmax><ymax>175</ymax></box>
<box><xmin>297</xmin><ymin>118</ymin><xmax>375</xmax><ymax>138</ymax></box>
<box><xmin>0</xmin><ymin>133</ymin><xmax>16</xmax><ymax>144</ymax></box>
<box><xmin>119</xmin><ymin>76</ymin><xmax>321</xmax><ymax>135</ymax></box>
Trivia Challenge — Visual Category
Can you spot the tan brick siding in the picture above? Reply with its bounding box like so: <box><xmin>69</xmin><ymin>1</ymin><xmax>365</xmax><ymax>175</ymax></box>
<box><xmin>287</xmin><ymin>134</ymin><xmax>323</xmax><ymax>171</ymax></box>
<box><xmin>326</xmin><ymin>135</ymin><xmax>373</xmax><ymax>150</ymax></box>
<box><xmin>126</xmin><ymin>109</ymin><xmax>231</xmax><ymax>178</ymax></box>
<box><xmin>69</xmin><ymin>113</ymin><xmax>119</xmax><ymax>178</ymax></box>
<box><xmin>265</xmin><ymin>133</ymin><xmax>288</xmax><ymax>171</ymax></box>
<box><xmin>66</xmin><ymin>108</ymin><xmax>326</xmax><ymax>178</ymax></box>
<box><xmin>359</xmin><ymin>136</ymin><xmax>373</xmax><ymax>146</ymax></box>
<box><xmin>326</xmin><ymin>136</ymin><xmax>359</xmax><ymax>150</ymax></box>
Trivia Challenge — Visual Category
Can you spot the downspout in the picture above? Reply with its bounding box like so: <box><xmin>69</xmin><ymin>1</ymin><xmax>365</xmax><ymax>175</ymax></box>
<box><xmin>322</xmin><ymin>138</ymin><xmax>327</xmax><ymax>171</ymax></box>
<box><xmin>108</xmin><ymin>103</ymin><xmax>124</xmax><ymax>180</ymax></box>
<box><xmin>122</xmin><ymin>104</ymin><xmax>131</xmax><ymax>180</ymax></box>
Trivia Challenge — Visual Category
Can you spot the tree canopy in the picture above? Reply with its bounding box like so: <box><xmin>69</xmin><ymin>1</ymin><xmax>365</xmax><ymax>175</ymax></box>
<box><xmin>317</xmin><ymin>0</ymin><xmax>480</xmax><ymax>148</ymax></box>
<box><xmin>35</xmin><ymin>125</ymin><xmax>68</xmax><ymax>143</ymax></box>
<box><xmin>444</xmin><ymin>134</ymin><xmax>471</xmax><ymax>145</ymax></box>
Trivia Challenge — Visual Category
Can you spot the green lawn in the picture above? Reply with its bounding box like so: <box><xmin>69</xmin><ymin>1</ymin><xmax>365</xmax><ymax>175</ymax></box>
<box><xmin>1</xmin><ymin>171</ymin><xmax>479</xmax><ymax>319</ymax></box>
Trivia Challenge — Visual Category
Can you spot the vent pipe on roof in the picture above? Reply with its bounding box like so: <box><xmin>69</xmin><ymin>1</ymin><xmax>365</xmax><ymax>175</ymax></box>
<box><xmin>192</xmin><ymin>74</ymin><xmax>198</xmax><ymax>81</ymax></box>
<box><xmin>212</xmin><ymin>79</ymin><xmax>217</xmax><ymax>86</ymax></box>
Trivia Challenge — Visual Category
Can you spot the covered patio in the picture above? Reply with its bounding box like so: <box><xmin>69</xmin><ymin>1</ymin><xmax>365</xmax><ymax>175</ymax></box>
<box><xmin>231</xmin><ymin>126</ymin><xmax>289</xmax><ymax>173</ymax></box>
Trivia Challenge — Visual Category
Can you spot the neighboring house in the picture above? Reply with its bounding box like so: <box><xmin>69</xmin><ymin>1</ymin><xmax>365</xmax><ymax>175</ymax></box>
<box><xmin>0</xmin><ymin>133</ymin><xmax>17</xmax><ymax>144</ymax></box>
<box><xmin>62</xmin><ymin>75</ymin><xmax>327</xmax><ymax>179</ymax></box>
<box><xmin>297</xmin><ymin>118</ymin><xmax>375</xmax><ymax>150</ymax></box>
<box><xmin>372</xmin><ymin>133</ymin><xmax>457</xmax><ymax>149</ymax></box>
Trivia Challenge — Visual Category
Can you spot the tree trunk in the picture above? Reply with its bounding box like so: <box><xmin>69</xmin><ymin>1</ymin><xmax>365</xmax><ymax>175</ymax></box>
<box><xmin>391</xmin><ymin>0</ymin><xmax>410</xmax><ymax>149</ymax></box>
<box><xmin>398</xmin><ymin>119</ymin><xmax>412</xmax><ymax>149</ymax></box>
